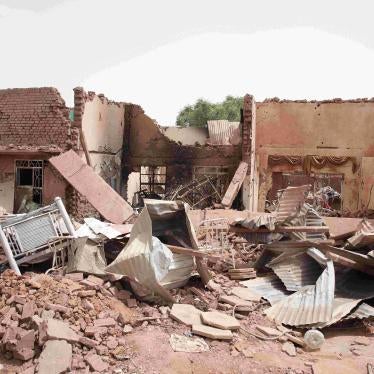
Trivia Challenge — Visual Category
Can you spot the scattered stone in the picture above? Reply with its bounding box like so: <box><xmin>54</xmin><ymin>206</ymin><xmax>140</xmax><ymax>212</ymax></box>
<box><xmin>82</xmin><ymin>299</ymin><xmax>94</xmax><ymax>311</ymax></box>
<box><xmin>282</xmin><ymin>341</ymin><xmax>297</xmax><ymax>357</ymax></box>
<box><xmin>85</xmin><ymin>326</ymin><xmax>108</xmax><ymax>336</ymax></box>
<box><xmin>85</xmin><ymin>354</ymin><xmax>109</xmax><ymax>372</ymax></box>
<box><xmin>126</xmin><ymin>299</ymin><xmax>137</xmax><ymax>308</ymax></box>
<box><xmin>13</xmin><ymin>348</ymin><xmax>35</xmax><ymax>361</ymax></box>
<box><xmin>76</xmin><ymin>290</ymin><xmax>96</xmax><ymax>297</ymax></box>
<box><xmin>169</xmin><ymin>334</ymin><xmax>209</xmax><ymax>353</ymax></box>
<box><xmin>123</xmin><ymin>325</ymin><xmax>133</xmax><ymax>334</ymax></box>
<box><xmin>106</xmin><ymin>337</ymin><xmax>119</xmax><ymax>350</ymax></box>
<box><xmin>192</xmin><ymin>324</ymin><xmax>233</xmax><ymax>340</ymax></box>
<box><xmin>79</xmin><ymin>336</ymin><xmax>98</xmax><ymax>348</ymax></box>
<box><xmin>45</xmin><ymin>303</ymin><xmax>70</xmax><ymax>314</ymax></box>
<box><xmin>219</xmin><ymin>295</ymin><xmax>253</xmax><ymax>311</ymax></box>
<box><xmin>201</xmin><ymin>311</ymin><xmax>240</xmax><ymax>330</ymax></box>
<box><xmin>352</xmin><ymin>338</ymin><xmax>370</xmax><ymax>346</ymax></box>
<box><xmin>21</xmin><ymin>302</ymin><xmax>36</xmax><ymax>320</ymax></box>
<box><xmin>39</xmin><ymin>319</ymin><xmax>79</xmax><ymax>344</ymax></box>
<box><xmin>86</xmin><ymin>275</ymin><xmax>105</xmax><ymax>286</ymax></box>
<box><xmin>170</xmin><ymin>304</ymin><xmax>202</xmax><ymax>326</ymax></box>
<box><xmin>256</xmin><ymin>325</ymin><xmax>283</xmax><ymax>337</ymax></box>
<box><xmin>94</xmin><ymin>318</ymin><xmax>116</xmax><ymax>327</ymax></box>
<box><xmin>111</xmin><ymin>345</ymin><xmax>129</xmax><ymax>361</ymax></box>
<box><xmin>65</xmin><ymin>273</ymin><xmax>84</xmax><ymax>282</ymax></box>
<box><xmin>38</xmin><ymin>340</ymin><xmax>72</xmax><ymax>374</ymax></box>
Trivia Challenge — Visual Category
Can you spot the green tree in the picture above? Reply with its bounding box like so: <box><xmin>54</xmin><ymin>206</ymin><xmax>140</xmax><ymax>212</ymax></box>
<box><xmin>176</xmin><ymin>96</ymin><xmax>243</xmax><ymax>127</ymax></box>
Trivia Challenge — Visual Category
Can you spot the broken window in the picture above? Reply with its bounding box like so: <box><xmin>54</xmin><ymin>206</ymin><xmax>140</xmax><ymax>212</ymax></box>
<box><xmin>15</xmin><ymin>160</ymin><xmax>44</xmax><ymax>205</ymax></box>
<box><xmin>139</xmin><ymin>166</ymin><xmax>167</xmax><ymax>197</ymax></box>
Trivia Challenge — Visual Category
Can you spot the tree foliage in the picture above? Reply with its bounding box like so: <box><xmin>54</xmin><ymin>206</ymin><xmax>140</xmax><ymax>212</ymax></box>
<box><xmin>176</xmin><ymin>96</ymin><xmax>243</xmax><ymax>127</ymax></box>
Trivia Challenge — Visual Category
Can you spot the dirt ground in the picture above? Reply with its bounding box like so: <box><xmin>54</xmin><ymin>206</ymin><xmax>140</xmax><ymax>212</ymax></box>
<box><xmin>122</xmin><ymin>315</ymin><xmax>373</xmax><ymax>374</ymax></box>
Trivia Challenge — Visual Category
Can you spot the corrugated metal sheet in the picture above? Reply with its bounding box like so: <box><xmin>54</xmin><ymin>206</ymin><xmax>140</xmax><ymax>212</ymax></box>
<box><xmin>267</xmin><ymin>252</ymin><xmax>323</xmax><ymax>291</ymax></box>
<box><xmin>275</xmin><ymin>185</ymin><xmax>310</xmax><ymax>224</ymax></box>
<box><xmin>265</xmin><ymin>249</ymin><xmax>335</xmax><ymax>326</ymax></box>
<box><xmin>347</xmin><ymin>219</ymin><xmax>374</xmax><ymax>248</ymax></box>
<box><xmin>207</xmin><ymin>120</ymin><xmax>241</xmax><ymax>145</ymax></box>
<box><xmin>345</xmin><ymin>303</ymin><xmax>374</xmax><ymax>320</ymax></box>
<box><xmin>305</xmin><ymin>204</ymin><xmax>327</xmax><ymax>241</ymax></box>
<box><xmin>240</xmin><ymin>274</ymin><xmax>291</xmax><ymax>305</ymax></box>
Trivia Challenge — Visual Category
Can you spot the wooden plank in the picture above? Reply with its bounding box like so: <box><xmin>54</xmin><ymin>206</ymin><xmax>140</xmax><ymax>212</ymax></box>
<box><xmin>167</xmin><ymin>244</ymin><xmax>219</xmax><ymax>261</ymax></box>
<box><xmin>49</xmin><ymin>150</ymin><xmax>133</xmax><ymax>224</ymax></box>
<box><xmin>229</xmin><ymin>226</ymin><xmax>329</xmax><ymax>234</ymax></box>
<box><xmin>221</xmin><ymin>162</ymin><xmax>248</xmax><ymax>208</ymax></box>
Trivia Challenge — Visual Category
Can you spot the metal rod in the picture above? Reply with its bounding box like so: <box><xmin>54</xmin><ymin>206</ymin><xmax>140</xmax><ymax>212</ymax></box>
<box><xmin>0</xmin><ymin>226</ymin><xmax>21</xmax><ymax>275</ymax></box>
<box><xmin>55</xmin><ymin>197</ymin><xmax>77</xmax><ymax>237</ymax></box>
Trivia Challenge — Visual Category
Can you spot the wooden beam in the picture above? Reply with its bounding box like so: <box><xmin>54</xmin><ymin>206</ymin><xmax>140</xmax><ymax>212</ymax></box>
<box><xmin>167</xmin><ymin>244</ymin><xmax>219</xmax><ymax>261</ymax></box>
<box><xmin>229</xmin><ymin>226</ymin><xmax>330</xmax><ymax>234</ymax></box>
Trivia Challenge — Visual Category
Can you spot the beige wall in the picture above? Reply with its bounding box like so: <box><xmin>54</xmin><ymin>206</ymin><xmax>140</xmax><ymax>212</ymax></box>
<box><xmin>81</xmin><ymin>95</ymin><xmax>125</xmax><ymax>190</ymax></box>
<box><xmin>255</xmin><ymin>100</ymin><xmax>374</xmax><ymax>211</ymax></box>
<box><xmin>162</xmin><ymin>126</ymin><xmax>209</xmax><ymax>146</ymax></box>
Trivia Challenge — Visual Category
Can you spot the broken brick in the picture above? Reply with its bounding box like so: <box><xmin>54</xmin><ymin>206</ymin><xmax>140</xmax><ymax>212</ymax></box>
<box><xmin>94</xmin><ymin>318</ymin><xmax>116</xmax><ymax>327</ymax></box>
<box><xmin>85</xmin><ymin>354</ymin><xmax>109</xmax><ymax>372</ymax></box>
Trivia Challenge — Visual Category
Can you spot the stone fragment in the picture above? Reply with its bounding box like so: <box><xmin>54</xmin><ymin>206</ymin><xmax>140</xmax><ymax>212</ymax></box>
<box><xmin>126</xmin><ymin>299</ymin><xmax>137</xmax><ymax>308</ymax></box>
<box><xmin>231</xmin><ymin>287</ymin><xmax>261</xmax><ymax>301</ymax></box>
<box><xmin>13</xmin><ymin>348</ymin><xmax>35</xmax><ymax>361</ymax></box>
<box><xmin>192</xmin><ymin>324</ymin><xmax>233</xmax><ymax>340</ymax></box>
<box><xmin>87</xmin><ymin>275</ymin><xmax>105</xmax><ymax>286</ymax></box>
<box><xmin>45</xmin><ymin>303</ymin><xmax>70</xmax><ymax>314</ymax></box>
<box><xmin>26</xmin><ymin>279</ymin><xmax>41</xmax><ymax>289</ymax></box>
<box><xmin>94</xmin><ymin>318</ymin><xmax>116</xmax><ymax>327</ymax></box>
<box><xmin>96</xmin><ymin>345</ymin><xmax>109</xmax><ymax>355</ymax></box>
<box><xmin>82</xmin><ymin>299</ymin><xmax>94</xmax><ymax>311</ymax></box>
<box><xmin>219</xmin><ymin>295</ymin><xmax>253</xmax><ymax>311</ymax></box>
<box><xmin>65</xmin><ymin>273</ymin><xmax>84</xmax><ymax>282</ymax></box>
<box><xmin>123</xmin><ymin>325</ymin><xmax>133</xmax><ymax>334</ymax></box>
<box><xmin>170</xmin><ymin>304</ymin><xmax>202</xmax><ymax>326</ymax></box>
<box><xmin>76</xmin><ymin>290</ymin><xmax>96</xmax><ymax>297</ymax></box>
<box><xmin>256</xmin><ymin>325</ymin><xmax>283</xmax><ymax>337</ymax></box>
<box><xmin>85</xmin><ymin>354</ymin><xmax>109</xmax><ymax>372</ymax></box>
<box><xmin>21</xmin><ymin>302</ymin><xmax>36</xmax><ymax>320</ymax></box>
<box><xmin>111</xmin><ymin>345</ymin><xmax>129</xmax><ymax>361</ymax></box>
<box><xmin>282</xmin><ymin>341</ymin><xmax>297</xmax><ymax>357</ymax></box>
<box><xmin>79</xmin><ymin>336</ymin><xmax>98</xmax><ymax>348</ymax></box>
<box><xmin>16</xmin><ymin>330</ymin><xmax>35</xmax><ymax>351</ymax></box>
<box><xmin>201</xmin><ymin>311</ymin><xmax>240</xmax><ymax>330</ymax></box>
<box><xmin>38</xmin><ymin>340</ymin><xmax>72</xmax><ymax>374</ymax></box>
<box><xmin>85</xmin><ymin>326</ymin><xmax>108</xmax><ymax>336</ymax></box>
<box><xmin>106</xmin><ymin>337</ymin><xmax>118</xmax><ymax>349</ymax></box>
<box><xmin>41</xmin><ymin>310</ymin><xmax>55</xmax><ymax>320</ymax></box>
<box><xmin>39</xmin><ymin>319</ymin><xmax>79</xmax><ymax>344</ymax></box>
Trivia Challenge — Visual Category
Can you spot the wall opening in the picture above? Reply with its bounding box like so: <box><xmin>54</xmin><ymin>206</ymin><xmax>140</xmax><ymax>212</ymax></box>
<box><xmin>14</xmin><ymin>160</ymin><xmax>44</xmax><ymax>212</ymax></box>
<box><xmin>267</xmin><ymin>171</ymin><xmax>343</xmax><ymax>212</ymax></box>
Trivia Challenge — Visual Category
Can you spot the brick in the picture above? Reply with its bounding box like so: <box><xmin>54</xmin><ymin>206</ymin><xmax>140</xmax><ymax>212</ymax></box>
<box><xmin>94</xmin><ymin>318</ymin><xmax>116</xmax><ymax>327</ymax></box>
<box><xmin>85</xmin><ymin>354</ymin><xmax>109</xmax><ymax>372</ymax></box>
<box><xmin>86</xmin><ymin>275</ymin><xmax>104</xmax><ymax>286</ymax></box>
<box><xmin>84</xmin><ymin>326</ymin><xmax>108</xmax><ymax>337</ymax></box>
<box><xmin>21</xmin><ymin>302</ymin><xmax>36</xmax><ymax>320</ymax></box>
<box><xmin>76</xmin><ymin>290</ymin><xmax>96</xmax><ymax>297</ymax></box>
<box><xmin>79</xmin><ymin>336</ymin><xmax>98</xmax><ymax>348</ymax></box>
<box><xmin>45</xmin><ymin>303</ymin><xmax>70</xmax><ymax>314</ymax></box>
<box><xmin>13</xmin><ymin>348</ymin><xmax>35</xmax><ymax>361</ymax></box>
<box><xmin>126</xmin><ymin>299</ymin><xmax>137</xmax><ymax>308</ymax></box>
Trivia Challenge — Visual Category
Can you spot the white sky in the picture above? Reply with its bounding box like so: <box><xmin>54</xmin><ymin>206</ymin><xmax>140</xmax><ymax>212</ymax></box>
<box><xmin>1</xmin><ymin>0</ymin><xmax>374</xmax><ymax>125</ymax></box>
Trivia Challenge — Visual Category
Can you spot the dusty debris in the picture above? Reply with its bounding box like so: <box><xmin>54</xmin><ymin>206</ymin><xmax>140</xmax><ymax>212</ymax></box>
<box><xmin>169</xmin><ymin>333</ymin><xmax>209</xmax><ymax>353</ymax></box>
<box><xmin>282</xmin><ymin>341</ymin><xmax>296</xmax><ymax>356</ymax></box>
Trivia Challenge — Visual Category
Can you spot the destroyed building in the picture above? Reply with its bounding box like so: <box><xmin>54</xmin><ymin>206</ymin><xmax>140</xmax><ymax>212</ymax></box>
<box><xmin>0</xmin><ymin>86</ymin><xmax>373</xmax><ymax>373</ymax></box>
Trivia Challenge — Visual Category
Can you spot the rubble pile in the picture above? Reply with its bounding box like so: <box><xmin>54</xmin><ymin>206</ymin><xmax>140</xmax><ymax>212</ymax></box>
<box><xmin>0</xmin><ymin>269</ymin><xmax>139</xmax><ymax>373</ymax></box>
